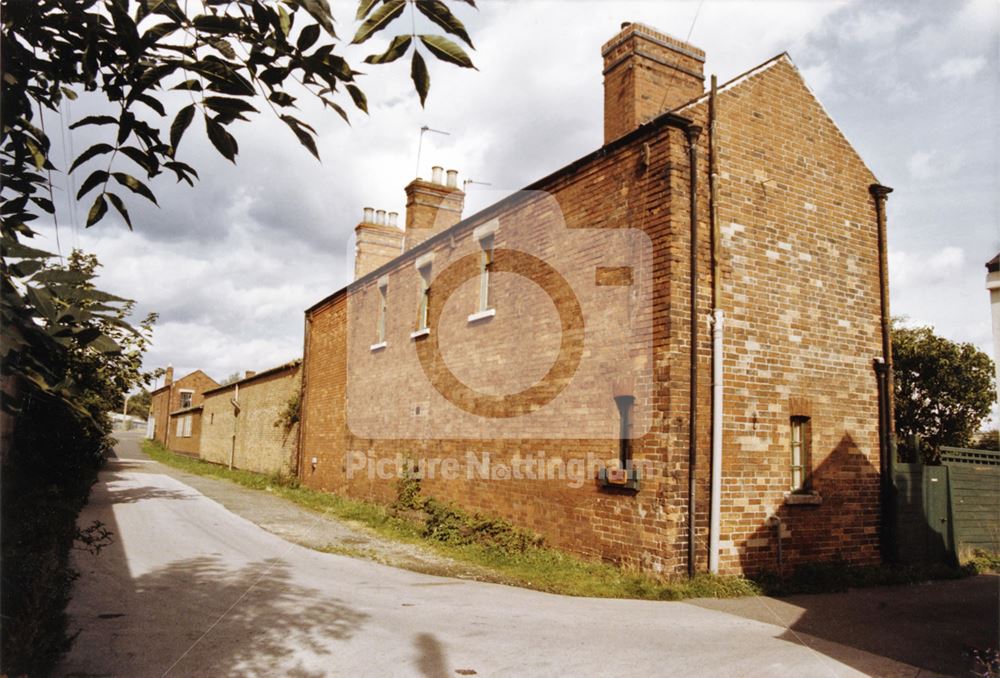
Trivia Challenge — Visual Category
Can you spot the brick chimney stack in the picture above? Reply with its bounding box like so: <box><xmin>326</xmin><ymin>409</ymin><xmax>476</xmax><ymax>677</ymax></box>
<box><xmin>404</xmin><ymin>166</ymin><xmax>464</xmax><ymax>250</ymax></box>
<box><xmin>245</xmin><ymin>370</ymin><xmax>256</xmax><ymax>379</ymax></box>
<box><xmin>165</xmin><ymin>365</ymin><xmax>174</xmax><ymax>386</ymax></box>
<box><xmin>354</xmin><ymin>206</ymin><xmax>404</xmax><ymax>279</ymax></box>
<box><xmin>602</xmin><ymin>22</ymin><xmax>705</xmax><ymax>144</ymax></box>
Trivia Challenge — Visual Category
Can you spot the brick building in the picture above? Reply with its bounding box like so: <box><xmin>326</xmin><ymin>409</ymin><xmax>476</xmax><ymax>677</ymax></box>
<box><xmin>149</xmin><ymin>366</ymin><xmax>219</xmax><ymax>455</ymax></box>
<box><xmin>298</xmin><ymin>22</ymin><xmax>892</xmax><ymax>576</ymax></box>
<box><xmin>200</xmin><ymin>361</ymin><xmax>301</xmax><ymax>476</ymax></box>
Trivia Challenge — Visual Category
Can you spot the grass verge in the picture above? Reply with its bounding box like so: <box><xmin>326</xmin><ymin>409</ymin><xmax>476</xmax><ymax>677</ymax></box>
<box><xmin>142</xmin><ymin>441</ymin><xmax>989</xmax><ymax>601</ymax></box>
<box><xmin>142</xmin><ymin>440</ymin><xmax>759</xmax><ymax>600</ymax></box>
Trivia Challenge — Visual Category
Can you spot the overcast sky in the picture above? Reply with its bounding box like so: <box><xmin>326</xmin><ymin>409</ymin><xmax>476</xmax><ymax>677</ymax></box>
<box><xmin>34</xmin><ymin>0</ymin><xmax>999</xmax><ymax>391</ymax></box>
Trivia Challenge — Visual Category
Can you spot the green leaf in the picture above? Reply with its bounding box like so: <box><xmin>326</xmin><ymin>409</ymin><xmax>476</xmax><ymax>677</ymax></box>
<box><xmin>205</xmin><ymin>116</ymin><xmax>239</xmax><ymax>162</ymax></box>
<box><xmin>77</xmin><ymin>170</ymin><xmax>109</xmax><ymax>200</ymax></box>
<box><xmin>298</xmin><ymin>0</ymin><xmax>337</xmax><ymax>37</ymax></box>
<box><xmin>86</xmin><ymin>194</ymin><xmax>108</xmax><ymax>227</ymax></box>
<box><xmin>364</xmin><ymin>34</ymin><xmax>412</xmax><ymax>64</ymax></box>
<box><xmin>69</xmin><ymin>143</ymin><xmax>114</xmax><ymax>173</ymax></box>
<box><xmin>416</xmin><ymin>0</ymin><xmax>474</xmax><ymax>47</ymax></box>
<box><xmin>69</xmin><ymin>115</ymin><xmax>118</xmax><ymax>130</ymax></box>
<box><xmin>170</xmin><ymin>104</ymin><xmax>195</xmax><ymax>152</ymax></box>
<box><xmin>269</xmin><ymin>91</ymin><xmax>297</xmax><ymax>107</ymax></box>
<box><xmin>298</xmin><ymin>24</ymin><xmax>321</xmax><ymax>51</ymax></box>
<box><xmin>106</xmin><ymin>192</ymin><xmax>133</xmax><ymax>230</ymax></box>
<box><xmin>60</xmin><ymin>86</ymin><xmax>78</xmax><ymax>100</ymax></box>
<box><xmin>356</xmin><ymin>0</ymin><xmax>379</xmax><ymax>20</ymax></box>
<box><xmin>346</xmin><ymin>84</ymin><xmax>368</xmax><ymax>113</ymax></box>
<box><xmin>118</xmin><ymin>146</ymin><xmax>158</xmax><ymax>175</ymax></box>
<box><xmin>203</xmin><ymin>96</ymin><xmax>259</xmax><ymax>116</ymax></box>
<box><xmin>278</xmin><ymin>5</ymin><xmax>291</xmax><ymax>37</ymax></box>
<box><xmin>112</xmin><ymin>173</ymin><xmax>159</xmax><ymax>205</ymax></box>
<box><xmin>419</xmin><ymin>35</ymin><xmax>475</xmax><ymax>69</ymax></box>
<box><xmin>411</xmin><ymin>50</ymin><xmax>429</xmax><ymax>107</ymax></box>
<box><xmin>172</xmin><ymin>79</ymin><xmax>203</xmax><ymax>92</ymax></box>
<box><xmin>280</xmin><ymin>115</ymin><xmax>320</xmax><ymax>160</ymax></box>
<box><xmin>351</xmin><ymin>0</ymin><xmax>405</xmax><ymax>44</ymax></box>
<box><xmin>24</xmin><ymin>138</ymin><xmax>46</xmax><ymax>170</ymax></box>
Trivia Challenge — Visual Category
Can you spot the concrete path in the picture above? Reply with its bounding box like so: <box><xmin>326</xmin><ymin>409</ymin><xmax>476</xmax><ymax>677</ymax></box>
<box><xmin>57</xmin><ymin>433</ymin><xmax>982</xmax><ymax>677</ymax></box>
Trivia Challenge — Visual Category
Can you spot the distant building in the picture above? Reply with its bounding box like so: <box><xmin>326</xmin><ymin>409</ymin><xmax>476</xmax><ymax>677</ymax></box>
<box><xmin>148</xmin><ymin>366</ymin><xmax>219</xmax><ymax>455</ymax></box>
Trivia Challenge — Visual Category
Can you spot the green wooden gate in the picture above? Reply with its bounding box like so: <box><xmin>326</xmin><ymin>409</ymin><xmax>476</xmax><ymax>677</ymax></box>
<box><xmin>893</xmin><ymin>448</ymin><xmax>999</xmax><ymax>563</ymax></box>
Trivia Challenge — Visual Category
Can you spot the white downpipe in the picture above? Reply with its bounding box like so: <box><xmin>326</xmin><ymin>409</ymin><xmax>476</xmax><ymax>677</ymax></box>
<box><xmin>709</xmin><ymin>309</ymin><xmax>725</xmax><ymax>574</ymax></box>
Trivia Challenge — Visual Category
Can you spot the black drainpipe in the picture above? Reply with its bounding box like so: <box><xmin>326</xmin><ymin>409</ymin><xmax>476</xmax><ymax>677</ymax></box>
<box><xmin>870</xmin><ymin>183</ymin><xmax>896</xmax><ymax>562</ymax></box>
<box><xmin>686</xmin><ymin>124</ymin><xmax>703</xmax><ymax>577</ymax></box>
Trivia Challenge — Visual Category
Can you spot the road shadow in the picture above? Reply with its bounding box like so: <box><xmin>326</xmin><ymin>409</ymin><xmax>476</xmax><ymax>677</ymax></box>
<box><xmin>414</xmin><ymin>632</ymin><xmax>450</xmax><ymax>678</ymax></box>
<box><xmin>135</xmin><ymin>556</ymin><xmax>368</xmax><ymax>675</ymax></box>
<box><xmin>58</xmin><ymin>461</ymin><xmax>369</xmax><ymax>677</ymax></box>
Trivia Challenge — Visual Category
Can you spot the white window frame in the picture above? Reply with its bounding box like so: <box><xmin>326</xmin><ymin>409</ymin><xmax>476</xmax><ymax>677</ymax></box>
<box><xmin>790</xmin><ymin>416</ymin><xmax>809</xmax><ymax>491</ymax></box>
<box><xmin>178</xmin><ymin>389</ymin><xmax>194</xmax><ymax>409</ymax></box>
<box><xmin>182</xmin><ymin>414</ymin><xmax>192</xmax><ymax>438</ymax></box>
<box><xmin>469</xmin><ymin>221</ymin><xmax>498</xmax><ymax>323</ymax></box>
<box><xmin>372</xmin><ymin>275</ymin><xmax>389</xmax><ymax>351</ymax></box>
<box><xmin>176</xmin><ymin>418</ymin><xmax>184</xmax><ymax>437</ymax></box>
<box><xmin>412</xmin><ymin>253</ymin><xmax>434</xmax><ymax>338</ymax></box>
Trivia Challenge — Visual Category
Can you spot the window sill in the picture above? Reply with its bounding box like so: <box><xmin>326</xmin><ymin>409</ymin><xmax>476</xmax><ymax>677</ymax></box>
<box><xmin>467</xmin><ymin>308</ymin><xmax>496</xmax><ymax>324</ymax></box>
<box><xmin>410</xmin><ymin>328</ymin><xmax>430</xmax><ymax>340</ymax></box>
<box><xmin>370</xmin><ymin>341</ymin><xmax>387</xmax><ymax>352</ymax></box>
<box><xmin>784</xmin><ymin>491</ymin><xmax>822</xmax><ymax>506</ymax></box>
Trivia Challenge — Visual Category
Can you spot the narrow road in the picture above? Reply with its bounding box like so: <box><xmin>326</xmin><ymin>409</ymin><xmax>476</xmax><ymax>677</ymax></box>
<box><xmin>56</xmin><ymin>433</ymin><xmax>948</xmax><ymax>677</ymax></box>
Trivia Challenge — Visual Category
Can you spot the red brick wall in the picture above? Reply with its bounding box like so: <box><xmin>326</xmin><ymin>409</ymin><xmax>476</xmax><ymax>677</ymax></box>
<box><xmin>299</xmin><ymin>56</ymin><xmax>884</xmax><ymax>576</ymax></box>
<box><xmin>699</xmin><ymin>57</ymin><xmax>883</xmax><ymax>573</ymax></box>
<box><xmin>167</xmin><ymin>409</ymin><xmax>202</xmax><ymax>455</ymax></box>
<box><xmin>150</xmin><ymin>370</ymin><xmax>219</xmax><ymax>451</ymax></box>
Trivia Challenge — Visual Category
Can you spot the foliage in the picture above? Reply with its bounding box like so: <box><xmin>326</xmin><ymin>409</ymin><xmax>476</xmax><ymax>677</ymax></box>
<box><xmin>221</xmin><ymin>371</ymin><xmax>243</xmax><ymax>386</ymax></box>
<box><xmin>0</xmin><ymin>251</ymin><xmax>153</xmax><ymax>676</ymax></box>
<box><xmin>126</xmin><ymin>387</ymin><xmax>152</xmax><ymax>419</ymax></box>
<box><xmin>970</xmin><ymin>429</ymin><xmax>1000</xmax><ymax>451</ymax></box>
<box><xmin>2</xmin><ymin>0</ymin><xmax>476</xmax><ymax>418</ymax></box>
<box><xmin>893</xmin><ymin>320</ymin><xmax>995</xmax><ymax>459</ymax></box>
<box><xmin>273</xmin><ymin>390</ymin><xmax>300</xmax><ymax>434</ymax></box>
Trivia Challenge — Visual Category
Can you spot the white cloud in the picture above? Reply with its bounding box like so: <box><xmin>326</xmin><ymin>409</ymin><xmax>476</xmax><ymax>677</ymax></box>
<box><xmin>889</xmin><ymin>246</ymin><xmax>965</xmax><ymax>288</ymax></box>
<box><xmin>906</xmin><ymin>150</ymin><xmax>961</xmax><ymax>181</ymax></box>
<box><xmin>931</xmin><ymin>55</ymin><xmax>988</xmax><ymax>81</ymax></box>
<box><xmin>839</xmin><ymin>8</ymin><xmax>912</xmax><ymax>43</ymax></box>
<box><xmin>801</xmin><ymin>62</ymin><xmax>833</xmax><ymax>96</ymax></box>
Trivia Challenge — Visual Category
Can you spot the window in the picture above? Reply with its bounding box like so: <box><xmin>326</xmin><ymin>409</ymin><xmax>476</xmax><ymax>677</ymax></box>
<box><xmin>176</xmin><ymin>418</ymin><xmax>184</xmax><ymax>437</ymax></box>
<box><xmin>412</xmin><ymin>253</ymin><xmax>434</xmax><ymax>337</ymax></box>
<box><xmin>179</xmin><ymin>390</ymin><xmax>193</xmax><ymax>409</ymax></box>
<box><xmin>376</xmin><ymin>277</ymin><xmax>388</xmax><ymax>344</ymax></box>
<box><xmin>469</xmin><ymin>220</ymin><xmax>498</xmax><ymax>323</ymax></box>
<box><xmin>182</xmin><ymin>415</ymin><xmax>192</xmax><ymax>438</ymax></box>
<box><xmin>790</xmin><ymin>416</ymin><xmax>811</xmax><ymax>491</ymax></box>
<box><xmin>477</xmin><ymin>234</ymin><xmax>494</xmax><ymax>313</ymax></box>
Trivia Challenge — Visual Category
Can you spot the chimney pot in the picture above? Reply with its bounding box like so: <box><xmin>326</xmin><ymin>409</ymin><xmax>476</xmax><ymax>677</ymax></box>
<box><xmin>388</xmin><ymin>211</ymin><xmax>399</xmax><ymax>227</ymax></box>
<box><xmin>446</xmin><ymin>169</ymin><xmax>458</xmax><ymax>188</ymax></box>
<box><xmin>431</xmin><ymin>166</ymin><xmax>444</xmax><ymax>185</ymax></box>
<box><xmin>363</xmin><ymin>206</ymin><xmax>374</xmax><ymax>223</ymax></box>
<box><xmin>376</xmin><ymin>209</ymin><xmax>386</xmax><ymax>225</ymax></box>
